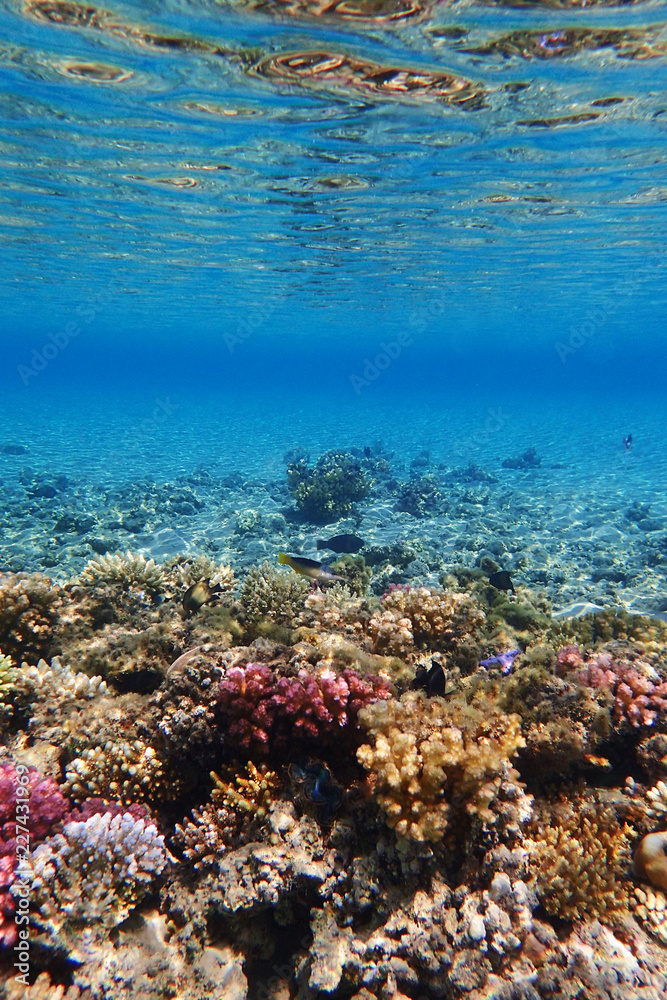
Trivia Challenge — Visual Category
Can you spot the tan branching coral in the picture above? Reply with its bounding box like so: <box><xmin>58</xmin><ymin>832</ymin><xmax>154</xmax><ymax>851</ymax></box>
<box><xmin>175</xmin><ymin>762</ymin><xmax>279</xmax><ymax>868</ymax></box>
<box><xmin>526</xmin><ymin>789</ymin><xmax>632</xmax><ymax>921</ymax></box>
<box><xmin>166</xmin><ymin>555</ymin><xmax>235</xmax><ymax>594</ymax></box>
<box><xmin>6</xmin><ymin>971</ymin><xmax>81</xmax><ymax>1000</ymax></box>
<box><xmin>80</xmin><ymin>551</ymin><xmax>165</xmax><ymax>592</ymax></box>
<box><xmin>357</xmin><ymin>692</ymin><xmax>524</xmax><ymax>842</ymax></box>
<box><xmin>301</xmin><ymin>584</ymin><xmax>367</xmax><ymax>640</ymax></box>
<box><xmin>0</xmin><ymin>649</ymin><xmax>16</xmax><ymax>700</ymax></box>
<box><xmin>366</xmin><ymin>587</ymin><xmax>485</xmax><ymax>665</ymax></box>
<box><xmin>64</xmin><ymin>739</ymin><xmax>176</xmax><ymax>805</ymax></box>
<box><xmin>240</xmin><ymin>561</ymin><xmax>309</xmax><ymax>629</ymax></box>
<box><xmin>0</xmin><ymin>572</ymin><xmax>62</xmax><ymax>663</ymax></box>
<box><xmin>646</xmin><ymin>779</ymin><xmax>667</xmax><ymax>821</ymax></box>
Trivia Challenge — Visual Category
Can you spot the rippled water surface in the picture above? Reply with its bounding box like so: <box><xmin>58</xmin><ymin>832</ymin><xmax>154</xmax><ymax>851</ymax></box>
<box><xmin>1</xmin><ymin>0</ymin><xmax>666</xmax><ymax>366</ymax></box>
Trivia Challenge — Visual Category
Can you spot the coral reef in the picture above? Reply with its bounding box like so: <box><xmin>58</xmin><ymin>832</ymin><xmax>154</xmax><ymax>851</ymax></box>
<box><xmin>218</xmin><ymin>661</ymin><xmax>390</xmax><ymax>755</ymax></box>
<box><xmin>31</xmin><ymin>811</ymin><xmax>172</xmax><ymax>938</ymax></box>
<box><xmin>5</xmin><ymin>971</ymin><xmax>82</xmax><ymax>1000</ymax></box>
<box><xmin>366</xmin><ymin>585</ymin><xmax>485</xmax><ymax>668</ymax></box>
<box><xmin>286</xmin><ymin>449</ymin><xmax>371</xmax><ymax>520</ymax></box>
<box><xmin>526</xmin><ymin>787</ymin><xmax>633</xmax><ymax>921</ymax></box>
<box><xmin>396</xmin><ymin>474</ymin><xmax>442</xmax><ymax>516</ymax></box>
<box><xmin>64</xmin><ymin>739</ymin><xmax>175</xmax><ymax>806</ymax></box>
<box><xmin>175</xmin><ymin>761</ymin><xmax>279</xmax><ymax>868</ymax></box>
<box><xmin>21</xmin><ymin>656</ymin><xmax>107</xmax><ymax>702</ymax></box>
<box><xmin>240</xmin><ymin>560</ymin><xmax>308</xmax><ymax>632</ymax></box>
<box><xmin>79</xmin><ymin>550</ymin><xmax>166</xmax><ymax>593</ymax></box>
<box><xmin>357</xmin><ymin>692</ymin><xmax>524</xmax><ymax>841</ymax></box>
<box><xmin>558</xmin><ymin>644</ymin><xmax>667</xmax><ymax>728</ymax></box>
<box><xmin>0</xmin><ymin>572</ymin><xmax>63</xmax><ymax>664</ymax></box>
<box><xmin>0</xmin><ymin>651</ymin><xmax>15</xmax><ymax>702</ymax></box>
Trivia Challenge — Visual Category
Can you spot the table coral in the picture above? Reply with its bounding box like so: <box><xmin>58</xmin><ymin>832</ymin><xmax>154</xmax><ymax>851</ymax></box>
<box><xmin>218</xmin><ymin>661</ymin><xmax>390</xmax><ymax>755</ymax></box>
<box><xmin>31</xmin><ymin>811</ymin><xmax>172</xmax><ymax>933</ymax></box>
<box><xmin>526</xmin><ymin>788</ymin><xmax>632</xmax><ymax>921</ymax></box>
<box><xmin>356</xmin><ymin>692</ymin><xmax>524</xmax><ymax>842</ymax></box>
<box><xmin>79</xmin><ymin>550</ymin><xmax>166</xmax><ymax>593</ymax></box>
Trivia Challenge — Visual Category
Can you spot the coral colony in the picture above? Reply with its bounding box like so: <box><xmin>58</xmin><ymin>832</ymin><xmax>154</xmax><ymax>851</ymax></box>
<box><xmin>1</xmin><ymin>534</ymin><xmax>667</xmax><ymax>997</ymax></box>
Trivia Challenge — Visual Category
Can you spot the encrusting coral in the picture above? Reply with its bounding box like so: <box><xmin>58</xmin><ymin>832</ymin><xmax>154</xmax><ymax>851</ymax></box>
<box><xmin>526</xmin><ymin>787</ymin><xmax>633</xmax><ymax>922</ymax></box>
<box><xmin>357</xmin><ymin>692</ymin><xmax>524</xmax><ymax>842</ymax></box>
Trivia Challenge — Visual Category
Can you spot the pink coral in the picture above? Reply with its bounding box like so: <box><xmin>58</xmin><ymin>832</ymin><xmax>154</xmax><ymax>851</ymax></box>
<box><xmin>0</xmin><ymin>762</ymin><xmax>69</xmax><ymax>947</ymax></box>
<box><xmin>218</xmin><ymin>663</ymin><xmax>390</xmax><ymax>755</ymax></box>
<box><xmin>558</xmin><ymin>646</ymin><xmax>667</xmax><ymax>728</ymax></box>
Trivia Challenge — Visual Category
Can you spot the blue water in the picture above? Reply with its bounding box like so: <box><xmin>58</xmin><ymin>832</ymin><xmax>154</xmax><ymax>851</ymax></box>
<box><xmin>0</xmin><ymin>0</ymin><xmax>666</xmax><ymax>599</ymax></box>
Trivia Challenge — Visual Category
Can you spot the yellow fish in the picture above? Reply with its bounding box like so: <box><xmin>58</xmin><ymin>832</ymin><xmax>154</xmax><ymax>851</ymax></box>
<box><xmin>278</xmin><ymin>552</ymin><xmax>344</xmax><ymax>582</ymax></box>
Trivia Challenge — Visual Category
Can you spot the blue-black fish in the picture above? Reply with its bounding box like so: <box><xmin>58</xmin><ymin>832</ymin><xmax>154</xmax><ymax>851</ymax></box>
<box><xmin>489</xmin><ymin>570</ymin><xmax>514</xmax><ymax>593</ymax></box>
<box><xmin>411</xmin><ymin>660</ymin><xmax>446</xmax><ymax>697</ymax></box>
<box><xmin>316</xmin><ymin>534</ymin><xmax>365</xmax><ymax>554</ymax></box>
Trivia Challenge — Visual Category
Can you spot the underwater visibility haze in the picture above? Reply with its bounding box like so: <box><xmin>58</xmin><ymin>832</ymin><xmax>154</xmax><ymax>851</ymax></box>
<box><xmin>2</xmin><ymin>1</ymin><xmax>667</xmax><ymax>998</ymax></box>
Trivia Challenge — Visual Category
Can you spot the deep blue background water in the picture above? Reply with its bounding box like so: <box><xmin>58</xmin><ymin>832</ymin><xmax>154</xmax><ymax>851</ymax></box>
<box><xmin>1</xmin><ymin>0</ymin><xmax>666</xmax><ymax>474</ymax></box>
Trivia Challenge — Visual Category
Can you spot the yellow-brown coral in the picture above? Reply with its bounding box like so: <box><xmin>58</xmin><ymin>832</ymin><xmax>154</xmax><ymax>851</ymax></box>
<box><xmin>64</xmin><ymin>738</ymin><xmax>177</xmax><ymax>805</ymax></box>
<box><xmin>175</xmin><ymin>762</ymin><xmax>279</xmax><ymax>867</ymax></box>
<box><xmin>357</xmin><ymin>692</ymin><xmax>523</xmax><ymax>842</ymax></box>
<box><xmin>366</xmin><ymin>587</ymin><xmax>484</xmax><ymax>665</ymax></box>
<box><xmin>526</xmin><ymin>789</ymin><xmax>632</xmax><ymax>921</ymax></box>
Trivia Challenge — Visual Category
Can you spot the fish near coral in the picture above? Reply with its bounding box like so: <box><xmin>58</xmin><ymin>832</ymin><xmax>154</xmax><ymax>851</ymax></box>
<box><xmin>316</xmin><ymin>534</ymin><xmax>365</xmax><ymax>554</ymax></box>
<box><xmin>182</xmin><ymin>579</ymin><xmax>222</xmax><ymax>616</ymax></box>
<box><xmin>278</xmin><ymin>552</ymin><xmax>344</xmax><ymax>582</ymax></box>
<box><xmin>411</xmin><ymin>660</ymin><xmax>446</xmax><ymax>696</ymax></box>
<box><xmin>635</xmin><ymin>831</ymin><xmax>667</xmax><ymax>891</ymax></box>
<box><xmin>489</xmin><ymin>570</ymin><xmax>515</xmax><ymax>594</ymax></box>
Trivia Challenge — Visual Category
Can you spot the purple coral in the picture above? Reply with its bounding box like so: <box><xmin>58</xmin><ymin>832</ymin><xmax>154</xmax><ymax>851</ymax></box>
<box><xmin>557</xmin><ymin>645</ymin><xmax>667</xmax><ymax>728</ymax></box>
<box><xmin>0</xmin><ymin>763</ymin><xmax>69</xmax><ymax>946</ymax></box>
<box><xmin>218</xmin><ymin>663</ymin><xmax>390</xmax><ymax>755</ymax></box>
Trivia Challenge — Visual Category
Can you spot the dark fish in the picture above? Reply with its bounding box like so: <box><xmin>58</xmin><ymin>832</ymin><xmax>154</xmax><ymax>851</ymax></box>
<box><xmin>489</xmin><ymin>570</ymin><xmax>515</xmax><ymax>593</ymax></box>
<box><xmin>316</xmin><ymin>534</ymin><xmax>365</xmax><ymax>554</ymax></box>
<box><xmin>182</xmin><ymin>579</ymin><xmax>221</xmax><ymax>616</ymax></box>
<box><xmin>278</xmin><ymin>552</ymin><xmax>344</xmax><ymax>581</ymax></box>
<box><xmin>624</xmin><ymin>434</ymin><xmax>633</xmax><ymax>451</ymax></box>
<box><xmin>411</xmin><ymin>660</ymin><xmax>446</xmax><ymax>697</ymax></box>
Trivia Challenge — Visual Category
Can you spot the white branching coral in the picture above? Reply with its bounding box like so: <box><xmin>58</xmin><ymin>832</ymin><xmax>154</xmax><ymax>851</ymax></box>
<box><xmin>22</xmin><ymin>657</ymin><xmax>107</xmax><ymax>701</ymax></box>
<box><xmin>31</xmin><ymin>812</ymin><xmax>172</xmax><ymax>928</ymax></box>
<box><xmin>64</xmin><ymin>739</ymin><xmax>169</xmax><ymax>804</ymax></box>
<box><xmin>79</xmin><ymin>551</ymin><xmax>165</xmax><ymax>592</ymax></box>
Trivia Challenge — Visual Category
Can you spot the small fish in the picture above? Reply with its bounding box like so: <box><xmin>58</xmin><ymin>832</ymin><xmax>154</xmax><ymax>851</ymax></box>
<box><xmin>623</xmin><ymin>434</ymin><xmax>633</xmax><ymax>451</ymax></box>
<box><xmin>278</xmin><ymin>552</ymin><xmax>344</xmax><ymax>582</ymax></box>
<box><xmin>489</xmin><ymin>570</ymin><xmax>515</xmax><ymax>593</ymax></box>
<box><xmin>316</xmin><ymin>534</ymin><xmax>365</xmax><ymax>554</ymax></box>
<box><xmin>182</xmin><ymin>579</ymin><xmax>222</xmax><ymax>616</ymax></box>
<box><xmin>480</xmin><ymin>648</ymin><xmax>521</xmax><ymax>674</ymax></box>
<box><xmin>411</xmin><ymin>660</ymin><xmax>446</xmax><ymax>697</ymax></box>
